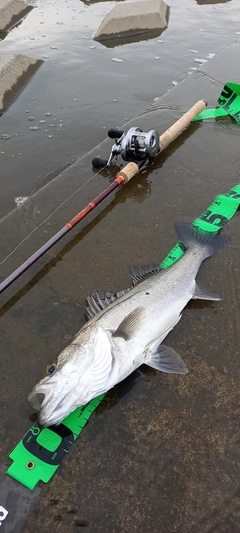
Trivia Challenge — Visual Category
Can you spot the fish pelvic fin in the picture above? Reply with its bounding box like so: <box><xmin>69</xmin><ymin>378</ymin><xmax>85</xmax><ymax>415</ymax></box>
<box><xmin>115</xmin><ymin>369</ymin><xmax>146</xmax><ymax>397</ymax></box>
<box><xmin>174</xmin><ymin>221</ymin><xmax>230</xmax><ymax>259</ymax></box>
<box><xmin>113</xmin><ymin>306</ymin><xmax>145</xmax><ymax>340</ymax></box>
<box><xmin>146</xmin><ymin>344</ymin><xmax>188</xmax><ymax>374</ymax></box>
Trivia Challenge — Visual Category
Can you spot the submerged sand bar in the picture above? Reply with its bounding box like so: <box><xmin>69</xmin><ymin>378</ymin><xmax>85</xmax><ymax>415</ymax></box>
<box><xmin>0</xmin><ymin>0</ymin><xmax>32</xmax><ymax>32</ymax></box>
<box><xmin>0</xmin><ymin>54</ymin><xmax>42</xmax><ymax>112</ymax></box>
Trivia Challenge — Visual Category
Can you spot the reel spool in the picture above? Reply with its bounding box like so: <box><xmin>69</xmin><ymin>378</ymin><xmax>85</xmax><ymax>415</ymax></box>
<box><xmin>92</xmin><ymin>127</ymin><xmax>160</xmax><ymax>169</ymax></box>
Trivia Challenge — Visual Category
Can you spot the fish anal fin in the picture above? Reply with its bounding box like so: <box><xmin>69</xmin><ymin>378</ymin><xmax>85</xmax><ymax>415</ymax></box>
<box><xmin>193</xmin><ymin>282</ymin><xmax>221</xmax><ymax>301</ymax></box>
<box><xmin>146</xmin><ymin>344</ymin><xmax>188</xmax><ymax>374</ymax></box>
<box><xmin>113</xmin><ymin>306</ymin><xmax>145</xmax><ymax>340</ymax></box>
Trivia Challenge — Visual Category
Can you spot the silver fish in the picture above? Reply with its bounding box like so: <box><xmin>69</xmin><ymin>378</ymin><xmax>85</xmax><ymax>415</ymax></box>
<box><xmin>28</xmin><ymin>222</ymin><xmax>230</xmax><ymax>427</ymax></box>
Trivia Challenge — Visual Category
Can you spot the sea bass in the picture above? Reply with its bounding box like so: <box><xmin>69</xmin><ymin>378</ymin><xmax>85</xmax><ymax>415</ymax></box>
<box><xmin>28</xmin><ymin>222</ymin><xmax>230</xmax><ymax>427</ymax></box>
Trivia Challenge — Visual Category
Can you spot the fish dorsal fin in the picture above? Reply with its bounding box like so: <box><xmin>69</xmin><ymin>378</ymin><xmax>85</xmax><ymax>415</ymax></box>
<box><xmin>129</xmin><ymin>265</ymin><xmax>160</xmax><ymax>286</ymax></box>
<box><xmin>85</xmin><ymin>289</ymin><xmax>130</xmax><ymax>320</ymax></box>
<box><xmin>113</xmin><ymin>306</ymin><xmax>145</xmax><ymax>340</ymax></box>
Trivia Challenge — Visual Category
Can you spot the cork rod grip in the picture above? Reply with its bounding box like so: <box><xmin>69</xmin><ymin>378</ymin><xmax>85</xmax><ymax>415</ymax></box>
<box><xmin>159</xmin><ymin>99</ymin><xmax>207</xmax><ymax>151</ymax></box>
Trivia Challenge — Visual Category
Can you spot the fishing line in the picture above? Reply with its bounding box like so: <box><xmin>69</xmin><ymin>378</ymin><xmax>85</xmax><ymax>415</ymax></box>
<box><xmin>0</xmin><ymin>159</ymin><xmax>112</xmax><ymax>267</ymax></box>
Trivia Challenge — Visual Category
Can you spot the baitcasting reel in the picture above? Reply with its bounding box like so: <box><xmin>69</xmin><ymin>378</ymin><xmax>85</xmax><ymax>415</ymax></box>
<box><xmin>92</xmin><ymin>127</ymin><xmax>160</xmax><ymax>169</ymax></box>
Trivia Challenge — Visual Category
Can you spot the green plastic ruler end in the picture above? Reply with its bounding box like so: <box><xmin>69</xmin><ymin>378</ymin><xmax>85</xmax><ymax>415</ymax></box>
<box><xmin>191</xmin><ymin>107</ymin><xmax>228</xmax><ymax>122</ymax></box>
<box><xmin>192</xmin><ymin>82</ymin><xmax>240</xmax><ymax>122</ymax></box>
<box><xmin>7</xmin><ymin>394</ymin><xmax>105</xmax><ymax>490</ymax></box>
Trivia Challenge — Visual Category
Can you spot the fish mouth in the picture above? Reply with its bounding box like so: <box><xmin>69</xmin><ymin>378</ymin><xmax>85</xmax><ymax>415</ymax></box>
<box><xmin>27</xmin><ymin>381</ymin><xmax>76</xmax><ymax>427</ymax></box>
<box><xmin>38</xmin><ymin>403</ymin><xmax>67</xmax><ymax>427</ymax></box>
<box><xmin>27</xmin><ymin>390</ymin><xmax>45</xmax><ymax>412</ymax></box>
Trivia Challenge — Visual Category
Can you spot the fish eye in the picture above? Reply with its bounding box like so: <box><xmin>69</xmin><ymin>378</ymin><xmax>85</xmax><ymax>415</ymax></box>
<box><xmin>45</xmin><ymin>362</ymin><xmax>57</xmax><ymax>376</ymax></box>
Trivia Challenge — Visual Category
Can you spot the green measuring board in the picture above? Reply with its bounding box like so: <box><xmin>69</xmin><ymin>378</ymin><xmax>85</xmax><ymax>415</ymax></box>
<box><xmin>6</xmin><ymin>183</ymin><xmax>240</xmax><ymax>490</ymax></box>
<box><xmin>192</xmin><ymin>82</ymin><xmax>240</xmax><ymax>122</ymax></box>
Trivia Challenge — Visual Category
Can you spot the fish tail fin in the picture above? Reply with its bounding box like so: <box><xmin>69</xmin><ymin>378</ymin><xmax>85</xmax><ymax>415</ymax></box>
<box><xmin>174</xmin><ymin>221</ymin><xmax>230</xmax><ymax>259</ymax></box>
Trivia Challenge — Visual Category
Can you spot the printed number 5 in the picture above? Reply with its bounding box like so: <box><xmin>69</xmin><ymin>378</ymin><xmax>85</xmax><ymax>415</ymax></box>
<box><xmin>200</xmin><ymin>210</ymin><xmax>229</xmax><ymax>226</ymax></box>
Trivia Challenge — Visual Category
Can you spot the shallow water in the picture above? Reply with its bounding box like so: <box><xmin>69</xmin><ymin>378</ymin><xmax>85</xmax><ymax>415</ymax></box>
<box><xmin>1</xmin><ymin>1</ymin><xmax>240</xmax><ymax>532</ymax></box>
<box><xmin>0</xmin><ymin>0</ymin><xmax>240</xmax><ymax>218</ymax></box>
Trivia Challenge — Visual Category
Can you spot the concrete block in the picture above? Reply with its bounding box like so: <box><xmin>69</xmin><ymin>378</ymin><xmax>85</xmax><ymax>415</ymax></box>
<box><xmin>0</xmin><ymin>54</ymin><xmax>42</xmax><ymax>113</ymax></box>
<box><xmin>0</xmin><ymin>0</ymin><xmax>33</xmax><ymax>32</ymax></box>
<box><xmin>94</xmin><ymin>0</ymin><xmax>169</xmax><ymax>44</ymax></box>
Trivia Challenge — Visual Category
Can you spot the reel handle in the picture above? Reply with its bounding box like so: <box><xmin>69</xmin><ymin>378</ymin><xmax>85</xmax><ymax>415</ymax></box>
<box><xmin>92</xmin><ymin>129</ymin><xmax>124</xmax><ymax>168</ymax></box>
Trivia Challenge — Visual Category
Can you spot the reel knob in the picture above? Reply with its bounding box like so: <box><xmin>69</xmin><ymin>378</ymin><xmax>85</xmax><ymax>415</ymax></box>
<box><xmin>92</xmin><ymin>157</ymin><xmax>109</xmax><ymax>169</ymax></box>
<box><xmin>108</xmin><ymin>128</ymin><xmax>124</xmax><ymax>139</ymax></box>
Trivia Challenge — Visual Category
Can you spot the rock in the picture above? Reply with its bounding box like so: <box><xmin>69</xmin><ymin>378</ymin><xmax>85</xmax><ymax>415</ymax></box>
<box><xmin>0</xmin><ymin>54</ymin><xmax>42</xmax><ymax>113</ymax></box>
<box><xmin>94</xmin><ymin>0</ymin><xmax>169</xmax><ymax>45</ymax></box>
<box><xmin>0</xmin><ymin>0</ymin><xmax>33</xmax><ymax>32</ymax></box>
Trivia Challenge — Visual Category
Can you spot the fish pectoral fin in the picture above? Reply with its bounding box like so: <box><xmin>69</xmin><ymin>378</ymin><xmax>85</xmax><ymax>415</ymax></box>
<box><xmin>193</xmin><ymin>282</ymin><xmax>221</xmax><ymax>301</ymax></box>
<box><xmin>146</xmin><ymin>344</ymin><xmax>188</xmax><ymax>374</ymax></box>
<box><xmin>113</xmin><ymin>306</ymin><xmax>145</xmax><ymax>340</ymax></box>
<box><xmin>115</xmin><ymin>370</ymin><xmax>146</xmax><ymax>397</ymax></box>
<box><xmin>129</xmin><ymin>264</ymin><xmax>161</xmax><ymax>286</ymax></box>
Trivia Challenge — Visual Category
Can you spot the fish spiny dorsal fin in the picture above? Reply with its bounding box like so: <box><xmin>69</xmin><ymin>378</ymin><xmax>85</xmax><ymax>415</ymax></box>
<box><xmin>113</xmin><ymin>306</ymin><xmax>145</xmax><ymax>340</ymax></box>
<box><xmin>85</xmin><ymin>289</ymin><xmax>131</xmax><ymax>321</ymax></box>
<box><xmin>129</xmin><ymin>265</ymin><xmax>161</xmax><ymax>286</ymax></box>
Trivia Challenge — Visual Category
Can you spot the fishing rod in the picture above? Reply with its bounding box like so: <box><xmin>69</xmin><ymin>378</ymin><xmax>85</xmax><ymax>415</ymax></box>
<box><xmin>0</xmin><ymin>99</ymin><xmax>206</xmax><ymax>295</ymax></box>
